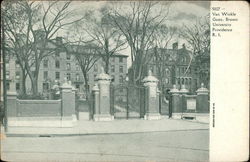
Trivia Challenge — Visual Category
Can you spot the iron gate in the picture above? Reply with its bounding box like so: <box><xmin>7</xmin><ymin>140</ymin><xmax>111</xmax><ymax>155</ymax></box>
<box><xmin>110</xmin><ymin>84</ymin><xmax>146</xmax><ymax>119</ymax></box>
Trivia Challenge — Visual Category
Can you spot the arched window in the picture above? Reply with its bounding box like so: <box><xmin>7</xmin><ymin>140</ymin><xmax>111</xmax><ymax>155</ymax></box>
<box><xmin>165</xmin><ymin>68</ymin><xmax>170</xmax><ymax>76</ymax></box>
<box><xmin>94</xmin><ymin>64</ymin><xmax>98</xmax><ymax>72</ymax></box>
<box><xmin>189</xmin><ymin>78</ymin><xmax>192</xmax><ymax>85</ymax></box>
<box><xmin>185</xmin><ymin>78</ymin><xmax>188</xmax><ymax>85</ymax></box>
<box><xmin>181</xmin><ymin>78</ymin><xmax>184</xmax><ymax>84</ymax></box>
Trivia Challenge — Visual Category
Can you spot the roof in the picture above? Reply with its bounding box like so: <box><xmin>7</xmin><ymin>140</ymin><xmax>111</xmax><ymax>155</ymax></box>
<box><xmin>66</xmin><ymin>44</ymin><xmax>128</xmax><ymax>57</ymax></box>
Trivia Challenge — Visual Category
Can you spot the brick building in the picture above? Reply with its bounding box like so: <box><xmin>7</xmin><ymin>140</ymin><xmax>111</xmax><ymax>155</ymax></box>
<box><xmin>129</xmin><ymin>43</ymin><xmax>210</xmax><ymax>94</ymax></box>
<box><xmin>4</xmin><ymin>37</ymin><xmax>128</xmax><ymax>96</ymax></box>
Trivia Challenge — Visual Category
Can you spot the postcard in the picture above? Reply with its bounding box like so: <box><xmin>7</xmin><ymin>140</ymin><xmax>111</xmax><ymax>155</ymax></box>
<box><xmin>0</xmin><ymin>1</ymin><xmax>248</xmax><ymax>161</ymax></box>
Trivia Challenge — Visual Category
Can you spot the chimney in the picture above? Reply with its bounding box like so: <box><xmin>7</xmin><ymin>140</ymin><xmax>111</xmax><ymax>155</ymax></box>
<box><xmin>182</xmin><ymin>43</ymin><xmax>186</xmax><ymax>49</ymax></box>
<box><xmin>34</xmin><ymin>29</ymin><xmax>46</xmax><ymax>40</ymax></box>
<box><xmin>172</xmin><ymin>42</ymin><xmax>178</xmax><ymax>50</ymax></box>
<box><xmin>56</xmin><ymin>37</ymin><xmax>63</xmax><ymax>45</ymax></box>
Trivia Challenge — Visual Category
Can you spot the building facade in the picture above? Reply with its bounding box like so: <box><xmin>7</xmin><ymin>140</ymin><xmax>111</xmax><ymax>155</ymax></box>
<box><xmin>4</xmin><ymin>37</ymin><xmax>128</xmax><ymax>97</ymax></box>
<box><xmin>129</xmin><ymin>43</ymin><xmax>210</xmax><ymax>94</ymax></box>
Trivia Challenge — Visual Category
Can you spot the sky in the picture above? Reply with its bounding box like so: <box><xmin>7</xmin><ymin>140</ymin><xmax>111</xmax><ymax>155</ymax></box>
<box><xmin>55</xmin><ymin>1</ymin><xmax>210</xmax><ymax>68</ymax></box>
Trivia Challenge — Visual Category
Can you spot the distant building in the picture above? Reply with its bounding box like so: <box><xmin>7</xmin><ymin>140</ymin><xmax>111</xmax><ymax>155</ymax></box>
<box><xmin>128</xmin><ymin>43</ymin><xmax>210</xmax><ymax>94</ymax></box>
<box><xmin>4</xmin><ymin>36</ymin><xmax>128</xmax><ymax>96</ymax></box>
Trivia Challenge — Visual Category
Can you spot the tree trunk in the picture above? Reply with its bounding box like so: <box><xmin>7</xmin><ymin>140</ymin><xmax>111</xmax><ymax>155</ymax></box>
<box><xmin>31</xmin><ymin>77</ymin><xmax>38</xmax><ymax>96</ymax></box>
<box><xmin>20</xmin><ymin>70</ymin><xmax>27</xmax><ymax>96</ymax></box>
<box><xmin>83</xmin><ymin>72</ymin><xmax>89</xmax><ymax>95</ymax></box>
<box><xmin>104</xmin><ymin>56</ymin><xmax>110</xmax><ymax>74</ymax></box>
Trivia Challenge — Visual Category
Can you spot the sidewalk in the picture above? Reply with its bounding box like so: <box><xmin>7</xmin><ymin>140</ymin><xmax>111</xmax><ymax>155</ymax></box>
<box><xmin>2</xmin><ymin>117</ymin><xmax>209</xmax><ymax>137</ymax></box>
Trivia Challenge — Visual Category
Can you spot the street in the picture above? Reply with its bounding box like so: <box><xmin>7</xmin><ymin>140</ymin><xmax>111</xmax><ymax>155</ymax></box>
<box><xmin>1</xmin><ymin>129</ymin><xmax>209</xmax><ymax>161</ymax></box>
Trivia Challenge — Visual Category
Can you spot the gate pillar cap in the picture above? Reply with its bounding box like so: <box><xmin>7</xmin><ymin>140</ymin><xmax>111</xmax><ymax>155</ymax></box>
<box><xmin>142</xmin><ymin>70</ymin><xmax>158</xmax><ymax>83</ymax></box>
<box><xmin>60</xmin><ymin>77</ymin><xmax>73</xmax><ymax>90</ymax></box>
<box><xmin>7</xmin><ymin>91</ymin><xmax>17</xmax><ymax>96</ymax></box>
<box><xmin>180</xmin><ymin>84</ymin><xmax>189</xmax><ymax>93</ymax></box>
<box><xmin>170</xmin><ymin>84</ymin><xmax>179</xmax><ymax>93</ymax></box>
<box><xmin>196</xmin><ymin>83</ymin><xmax>209</xmax><ymax>94</ymax></box>
<box><xmin>92</xmin><ymin>83</ymin><xmax>100</xmax><ymax>91</ymax></box>
<box><xmin>95</xmin><ymin>67</ymin><xmax>112</xmax><ymax>81</ymax></box>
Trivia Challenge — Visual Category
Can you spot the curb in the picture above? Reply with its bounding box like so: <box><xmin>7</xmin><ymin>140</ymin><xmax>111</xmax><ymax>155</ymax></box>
<box><xmin>4</xmin><ymin>128</ymin><xmax>209</xmax><ymax>137</ymax></box>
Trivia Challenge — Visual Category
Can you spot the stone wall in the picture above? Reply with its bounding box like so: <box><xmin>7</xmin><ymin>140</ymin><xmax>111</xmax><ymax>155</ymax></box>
<box><xmin>16</xmin><ymin>100</ymin><xmax>61</xmax><ymax>117</ymax></box>
<box><xmin>169</xmin><ymin>83</ymin><xmax>209</xmax><ymax>123</ymax></box>
<box><xmin>6</xmin><ymin>79</ymin><xmax>77</xmax><ymax>127</ymax></box>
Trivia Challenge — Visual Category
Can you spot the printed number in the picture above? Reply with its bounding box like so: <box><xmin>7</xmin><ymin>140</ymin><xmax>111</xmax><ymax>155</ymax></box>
<box><xmin>212</xmin><ymin>7</ymin><xmax>220</xmax><ymax>11</ymax></box>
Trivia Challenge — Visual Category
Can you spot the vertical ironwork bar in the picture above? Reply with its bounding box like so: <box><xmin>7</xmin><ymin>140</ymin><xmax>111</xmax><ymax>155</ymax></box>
<box><xmin>126</xmin><ymin>86</ymin><xmax>129</xmax><ymax>119</ymax></box>
<box><xmin>137</xmin><ymin>87</ymin><xmax>141</xmax><ymax>117</ymax></box>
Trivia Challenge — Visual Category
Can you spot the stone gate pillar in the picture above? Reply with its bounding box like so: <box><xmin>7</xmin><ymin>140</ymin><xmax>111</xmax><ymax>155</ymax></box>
<box><xmin>170</xmin><ymin>85</ymin><xmax>181</xmax><ymax>119</ymax></box>
<box><xmin>60</xmin><ymin>79</ymin><xmax>76</xmax><ymax>123</ymax></box>
<box><xmin>196</xmin><ymin>83</ymin><xmax>209</xmax><ymax>113</ymax></box>
<box><xmin>7</xmin><ymin>91</ymin><xmax>17</xmax><ymax>118</ymax></box>
<box><xmin>179</xmin><ymin>84</ymin><xmax>189</xmax><ymax>114</ymax></box>
<box><xmin>92</xmin><ymin>84</ymin><xmax>100</xmax><ymax>119</ymax></box>
<box><xmin>93</xmin><ymin>67</ymin><xmax>113</xmax><ymax>121</ymax></box>
<box><xmin>142</xmin><ymin>70</ymin><xmax>161</xmax><ymax>120</ymax></box>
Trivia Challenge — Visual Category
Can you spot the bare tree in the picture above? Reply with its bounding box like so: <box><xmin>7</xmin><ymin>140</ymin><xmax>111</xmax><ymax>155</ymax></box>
<box><xmin>151</xmin><ymin>25</ymin><xmax>177</xmax><ymax>91</ymax></box>
<box><xmin>179</xmin><ymin>15</ymin><xmax>210</xmax><ymax>75</ymax></box>
<box><xmin>108</xmin><ymin>1</ymin><xmax>171</xmax><ymax>84</ymax></box>
<box><xmin>3</xmin><ymin>1</ymin><xmax>84</xmax><ymax>95</ymax></box>
<box><xmin>65</xmin><ymin>39</ymin><xmax>100</xmax><ymax>98</ymax></box>
<box><xmin>78</xmin><ymin>8</ymin><xmax>127</xmax><ymax>74</ymax></box>
<box><xmin>2</xmin><ymin>1</ymin><xmax>41</xmax><ymax>95</ymax></box>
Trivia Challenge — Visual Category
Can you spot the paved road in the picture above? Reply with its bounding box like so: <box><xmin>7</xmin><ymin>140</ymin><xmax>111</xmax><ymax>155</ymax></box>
<box><xmin>1</xmin><ymin>129</ymin><xmax>209</xmax><ymax>161</ymax></box>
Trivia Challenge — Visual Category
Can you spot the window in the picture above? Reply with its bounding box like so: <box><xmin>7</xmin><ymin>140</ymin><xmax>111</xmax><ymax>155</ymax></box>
<box><xmin>6</xmin><ymin>63</ymin><xmax>9</xmax><ymax>69</ymax></box>
<box><xmin>16</xmin><ymin>83</ymin><xmax>20</xmax><ymax>91</ymax></box>
<box><xmin>76</xmin><ymin>73</ymin><xmax>80</xmax><ymax>81</ymax></box>
<box><xmin>119</xmin><ymin>66</ymin><xmax>123</xmax><ymax>73</ymax></box>
<box><xmin>149</xmin><ymin>66</ymin><xmax>154</xmax><ymax>73</ymax></box>
<box><xmin>6</xmin><ymin>82</ymin><xmax>10</xmax><ymax>90</ymax></box>
<box><xmin>43</xmin><ymin>83</ymin><xmax>49</xmax><ymax>91</ymax></box>
<box><xmin>183</xmin><ymin>57</ymin><xmax>186</xmax><ymax>63</ymax></box>
<box><xmin>76</xmin><ymin>84</ymin><xmax>80</xmax><ymax>89</ymax></box>
<box><xmin>185</xmin><ymin>78</ymin><xmax>188</xmax><ymax>85</ymax></box>
<box><xmin>119</xmin><ymin>75</ymin><xmax>123</xmax><ymax>83</ymax></box>
<box><xmin>76</xmin><ymin>63</ymin><xmax>80</xmax><ymax>71</ymax></box>
<box><xmin>15</xmin><ymin>60</ymin><xmax>20</xmax><ymax>68</ymax></box>
<box><xmin>55</xmin><ymin>49</ymin><xmax>60</xmax><ymax>57</ymax></box>
<box><xmin>165</xmin><ymin>77</ymin><xmax>169</xmax><ymax>84</ymax></box>
<box><xmin>66</xmin><ymin>73</ymin><xmax>71</xmax><ymax>81</ymax></box>
<box><xmin>165</xmin><ymin>68</ymin><xmax>170</xmax><ymax>76</ymax></box>
<box><xmin>32</xmin><ymin>71</ymin><xmax>36</xmax><ymax>77</ymax></box>
<box><xmin>66</xmin><ymin>53</ymin><xmax>71</xmax><ymax>60</ymax></box>
<box><xmin>177</xmin><ymin>78</ymin><xmax>180</xmax><ymax>84</ymax></box>
<box><xmin>94</xmin><ymin>64</ymin><xmax>98</xmax><ymax>72</ymax></box>
<box><xmin>55</xmin><ymin>72</ymin><xmax>60</xmax><ymax>80</ymax></box>
<box><xmin>111</xmin><ymin>75</ymin><xmax>115</xmax><ymax>82</ymax></box>
<box><xmin>43</xmin><ymin>59</ymin><xmax>48</xmax><ymax>68</ymax></box>
<box><xmin>119</xmin><ymin>57</ymin><xmax>123</xmax><ymax>63</ymax></box>
<box><xmin>66</xmin><ymin>63</ymin><xmax>71</xmax><ymax>70</ymax></box>
<box><xmin>44</xmin><ymin>71</ymin><xmax>48</xmax><ymax>80</ymax></box>
<box><xmin>181</xmin><ymin>78</ymin><xmax>184</xmax><ymax>84</ymax></box>
<box><xmin>6</xmin><ymin>71</ymin><xmax>10</xmax><ymax>79</ymax></box>
<box><xmin>16</xmin><ymin>71</ymin><xmax>20</xmax><ymax>79</ymax></box>
<box><xmin>111</xmin><ymin>65</ymin><xmax>115</xmax><ymax>73</ymax></box>
<box><xmin>94</xmin><ymin>74</ymin><xmax>97</xmax><ymax>80</ymax></box>
<box><xmin>55</xmin><ymin>60</ymin><xmax>60</xmax><ymax>68</ymax></box>
<box><xmin>111</xmin><ymin>57</ymin><xmax>115</xmax><ymax>62</ymax></box>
